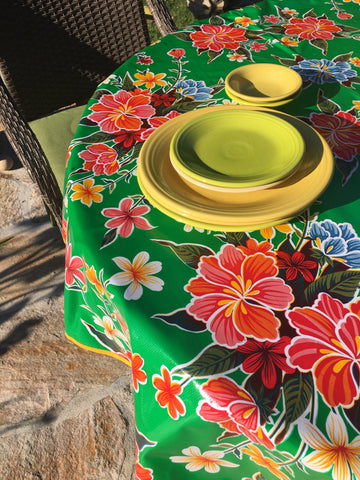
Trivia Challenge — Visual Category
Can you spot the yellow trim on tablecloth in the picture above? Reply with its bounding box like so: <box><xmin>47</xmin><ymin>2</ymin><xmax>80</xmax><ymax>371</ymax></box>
<box><xmin>65</xmin><ymin>333</ymin><xmax>132</xmax><ymax>366</ymax></box>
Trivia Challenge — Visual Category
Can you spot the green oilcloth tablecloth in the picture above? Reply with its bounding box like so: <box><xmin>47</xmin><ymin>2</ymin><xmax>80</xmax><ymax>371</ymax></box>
<box><xmin>63</xmin><ymin>1</ymin><xmax>360</xmax><ymax>478</ymax></box>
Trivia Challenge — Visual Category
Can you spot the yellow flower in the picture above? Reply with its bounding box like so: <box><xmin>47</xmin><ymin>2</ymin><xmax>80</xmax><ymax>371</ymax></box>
<box><xmin>133</xmin><ymin>71</ymin><xmax>166</xmax><ymax>89</ymax></box>
<box><xmin>350</xmin><ymin>57</ymin><xmax>360</xmax><ymax>67</ymax></box>
<box><xmin>85</xmin><ymin>265</ymin><xmax>105</xmax><ymax>295</ymax></box>
<box><xmin>298</xmin><ymin>412</ymin><xmax>360</xmax><ymax>480</ymax></box>
<box><xmin>260</xmin><ymin>223</ymin><xmax>293</xmax><ymax>240</ymax></box>
<box><xmin>71</xmin><ymin>178</ymin><xmax>103</xmax><ymax>206</ymax></box>
<box><xmin>241</xmin><ymin>445</ymin><xmax>290</xmax><ymax>480</ymax></box>
<box><xmin>170</xmin><ymin>446</ymin><xmax>238</xmax><ymax>473</ymax></box>
<box><xmin>353</xmin><ymin>100</ymin><xmax>360</xmax><ymax>110</ymax></box>
<box><xmin>280</xmin><ymin>37</ymin><xmax>299</xmax><ymax>47</ymax></box>
<box><xmin>235</xmin><ymin>16</ymin><xmax>255</xmax><ymax>27</ymax></box>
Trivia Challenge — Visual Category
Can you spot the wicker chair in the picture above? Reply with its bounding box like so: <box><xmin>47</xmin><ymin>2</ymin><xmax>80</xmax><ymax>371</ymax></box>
<box><xmin>0</xmin><ymin>0</ymin><xmax>176</xmax><ymax>231</ymax></box>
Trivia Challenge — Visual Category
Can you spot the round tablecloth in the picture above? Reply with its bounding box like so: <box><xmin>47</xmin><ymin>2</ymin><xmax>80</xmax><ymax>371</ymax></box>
<box><xmin>64</xmin><ymin>1</ymin><xmax>360</xmax><ymax>478</ymax></box>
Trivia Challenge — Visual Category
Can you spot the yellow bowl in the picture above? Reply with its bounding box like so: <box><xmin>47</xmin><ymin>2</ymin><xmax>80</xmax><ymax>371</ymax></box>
<box><xmin>225</xmin><ymin>86</ymin><xmax>301</xmax><ymax>107</ymax></box>
<box><xmin>225</xmin><ymin>63</ymin><xmax>303</xmax><ymax>104</ymax></box>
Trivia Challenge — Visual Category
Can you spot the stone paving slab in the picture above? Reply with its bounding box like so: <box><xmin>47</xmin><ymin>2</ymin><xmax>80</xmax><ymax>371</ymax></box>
<box><xmin>0</xmin><ymin>143</ymin><xmax>135</xmax><ymax>479</ymax></box>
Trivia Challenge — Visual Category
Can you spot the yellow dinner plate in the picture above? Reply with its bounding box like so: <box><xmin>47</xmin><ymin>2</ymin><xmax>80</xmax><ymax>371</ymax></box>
<box><xmin>137</xmin><ymin>105</ymin><xmax>334</xmax><ymax>232</ymax></box>
<box><xmin>225</xmin><ymin>63</ymin><xmax>303</xmax><ymax>103</ymax></box>
<box><xmin>169</xmin><ymin>109</ymin><xmax>304</xmax><ymax>188</ymax></box>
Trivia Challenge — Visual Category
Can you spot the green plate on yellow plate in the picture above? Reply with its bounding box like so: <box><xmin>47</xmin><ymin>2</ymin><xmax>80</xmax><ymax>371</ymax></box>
<box><xmin>137</xmin><ymin>105</ymin><xmax>334</xmax><ymax>232</ymax></box>
<box><xmin>169</xmin><ymin>109</ymin><xmax>304</xmax><ymax>188</ymax></box>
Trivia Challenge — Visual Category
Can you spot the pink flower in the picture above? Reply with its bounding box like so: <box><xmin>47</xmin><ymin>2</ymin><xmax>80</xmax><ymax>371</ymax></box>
<box><xmin>65</xmin><ymin>243</ymin><xmax>85</xmax><ymax>285</ymax></box>
<box><xmin>264</xmin><ymin>15</ymin><xmax>280</xmax><ymax>24</ymax></box>
<box><xmin>102</xmin><ymin>197</ymin><xmax>153</xmax><ymax>238</ymax></box>
<box><xmin>185</xmin><ymin>245</ymin><xmax>294</xmax><ymax>348</ymax></box>
<box><xmin>250</xmin><ymin>41</ymin><xmax>267</xmax><ymax>52</ymax></box>
<box><xmin>88</xmin><ymin>90</ymin><xmax>155</xmax><ymax>133</ymax></box>
<box><xmin>310</xmin><ymin>111</ymin><xmax>360</xmax><ymax>161</ymax></box>
<box><xmin>79</xmin><ymin>144</ymin><xmax>119</xmax><ymax>175</ymax></box>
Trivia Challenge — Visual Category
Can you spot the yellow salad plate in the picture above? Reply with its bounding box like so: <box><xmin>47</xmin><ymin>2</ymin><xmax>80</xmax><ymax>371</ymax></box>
<box><xmin>225</xmin><ymin>63</ymin><xmax>303</xmax><ymax>103</ymax></box>
<box><xmin>169</xmin><ymin>109</ymin><xmax>304</xmax><ymax>189</ymax></box>
<box><xmin>225</xmin><ymin>86</ymin><xmax>301</xmax><ymax>107</ymax></box>
<box><xmin>137</xmin><ymin>105</ymin><xmax>334</xmax><ymax>232</ymax></box>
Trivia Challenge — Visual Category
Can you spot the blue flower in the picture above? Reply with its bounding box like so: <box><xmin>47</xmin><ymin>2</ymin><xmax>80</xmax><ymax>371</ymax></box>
<box><xmin>309</xmin><ymin>220</ymin><xmax>360</xmax><ymax>267</ymax></box>
<box><xmin>291</xmin><ymin>59</ymin><xmax>357</xmax><ymax>84</ymax></box>
<box><xmin>176</xmin><ymin>79</ymin><xmax>212</xmax><ymax>100</ymax></box>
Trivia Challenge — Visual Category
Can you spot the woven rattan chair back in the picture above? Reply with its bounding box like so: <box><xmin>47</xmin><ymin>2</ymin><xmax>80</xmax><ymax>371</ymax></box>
<box><xmin>0</xmin><ymin>0</ymin><xmax>175</xmax><ymax>230</ymax></box>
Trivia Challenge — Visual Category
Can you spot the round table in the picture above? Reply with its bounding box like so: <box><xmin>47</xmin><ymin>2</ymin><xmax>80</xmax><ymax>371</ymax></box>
<box><xmin>64</xmin><ymin>1</ymin><xmax>360</xmax><ymax>478</ymax></box>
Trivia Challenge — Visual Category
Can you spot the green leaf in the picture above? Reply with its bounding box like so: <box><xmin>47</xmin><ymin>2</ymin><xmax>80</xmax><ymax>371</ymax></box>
<box><xmin>282</xmin><ymin>372</ymin><xmax>313</xmax><ymax>436</ymax></box>
<box><xmin>310</xmin><ymin>38</ymin><xmax>328</xmax><ymax>55</ymax></box>
<box><xmin>75</xmin><ymin>132</ymin><xmax>117</xmax><ymax>144</ymax></box>
<box><xmin>153</xmin><ymin>309</ymin><xmax>207</xmax><ymax>332</ymax></box>
<box><xmin>101</xmin><ymin>228</ymin><xmax>118</xmax><ymax>249</ymax></box>
<box><xmin>332</xmin><ymin>51</ymin><xmax>353</xmax><ymax>63</ymax></box>
<box><xmin>235</xmin><ymin>46</ymin><xmax>252</xmax><ymax>61</ymax></box>
<box><xmin>215</xmin><ymin>231</ymin><xmax>249</xmax><ymax>247</ymax></box>
<box><xmin>339</xmin><ymin>25</ymin><xmax>360</xmax><ymax>33</ymax></box>
<box><xmin>172</xmin><ymin>31</ymin><xmax>192</xmax><ymax>42</ymax></box>
<box><xmin>209</xmin><ymin>15</ymin><xmax>225</xmax><ymax>26</ymax></box>
<box><xmin>335</xmin><ymin>157</ymin><xmax>359</xmax><ymax>186</ymax></box>
<box><xmin>348</xmin><ymin>75</ymin><xmax>360</xmax><ymax>84</ymax></box>
<box><xmin>317</xmin><ymin>89</ymin><xmax>340</xmax><ymax>115</ymax></box>
<box><xmin>123</xmin><ymin>72</ymin><xmax>134</xmax><ymax>91</ymax></box>
<box><xmin>91</xmin><ymin>88</ymin><xmax>112</xmax><ymax>100</ymax></box>
<box><xmin>153</xmin><ymin>239</ymin><xmax>214</xmax><ymax>268</ymax></box>
<box><xmin>304</xmin><ymin>8</ymin><xmax>318</xmax><ymax>18</ymax></box>
<box><xmin>136</xmin><ymin>430</ymin><xmax>156</xmax><ymax>451</ymax></box>
<box><xmin>82</xmin><ymin>321</ymin><xmax>124</xmax><ymax>353</ymax></box>
<box><xmin>264</xmin><ymin>25</ymin><xmax>285</xmax><ymax>34</ymax></box>
<box><xmin>344</xmin><ymin>397</ymin><xmax>360</xmax><ymax>433</ymax></box>
<box><xmin>272</xmin><ymin>54</ymin><xmax>298</xmax><ymax>67</ymax></box>
<box><xmin>173</xmin><ymin>345</ymin><xmax>243</xmax><ymax>377</ymax></box>
<box><xmin>304</xmin><ymin>269</ymin><xmax>360</xmax><ymax>304</ymax></box>
<box><xmin>208</xmin><ymin>49</ymin><xmax>222</xmax><ymax>62</ymax></box>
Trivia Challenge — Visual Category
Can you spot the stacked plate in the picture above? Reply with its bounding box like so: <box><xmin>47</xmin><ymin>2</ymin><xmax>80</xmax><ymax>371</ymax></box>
<box><xmin>137</xmin><ymin>105</ymin><xmax>334</xmax><ymax>232</ymax></box>
<box><xmin>225</xmin><ymin>63</ymin><xmax>303</xmax><ymax>107</ymax></box>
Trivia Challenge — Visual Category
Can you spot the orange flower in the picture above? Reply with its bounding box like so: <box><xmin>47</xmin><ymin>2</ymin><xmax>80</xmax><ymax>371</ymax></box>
<box><xmin>280</xmin><ymin>37</ymin><xmax>299</xmax><ymax>47</ymax></box>
<box><xmin>235</xmin><ymin>16</ymin><xmax>255</xmax><ymax>27</ymax></box>
<box><xmin>238</xmin><ymin>238</ymin><xmax>275</xmax><ymax>257</ymax></box>
<box><xmin>85</xmin><ymin>265</ymin><xmax>106</xmax><ymax>295</ymax></box>
<box><xmin>133</xmin><ymin>71</ymin><xmax>166</xmax><ymax>89</ymax></box>
<box><xmin>351</xmin><ymin>57</ymin><xmax>360</xmax><ymax>67</ymax></box>
<box><xmin>153</xmin><ymin>366</ymin><xmax>185</xmax><ymax>419</ymax></box>
<box><xmin>241</xmin><ymin>445</ymin><xmax>290</xmax><ymax>480</ymax></box>
<box><xmin>132</xmin><ymin>353</ymin><xmax>147</xmax><ymax>392</ymax></box>
<box><xmin>71</xmin><ymin>178</ymin><xmax>104</xmax><ymax>206</ymax></box>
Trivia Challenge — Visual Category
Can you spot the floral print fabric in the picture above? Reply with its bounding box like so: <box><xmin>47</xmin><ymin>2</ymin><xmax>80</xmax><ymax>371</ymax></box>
<box><xmin>63</xmin><ymin>0</ymin><xmax>360</xmax><ymax>478</ymax></box>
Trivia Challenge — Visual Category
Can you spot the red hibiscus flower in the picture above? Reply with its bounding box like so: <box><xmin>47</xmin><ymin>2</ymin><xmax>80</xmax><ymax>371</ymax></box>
<box><xmin>78</xmin><ymin>144</ymin><xmax>119</xmax><ymax>175</ymax></box>
<box><xmin>276</xmin><ymin>251</ymin><xmax>318</xmax><ymax>282</ymax></box>
<box><xmin>198</xmin><ymin>377</ymin><xmax>274</xmax><ymax>449</ymax></box>
<box><xmin>190</xmin><ymin>24</ymin><xmax>247</xmax><ymax>52</ymax></box>
<box><xmin>337</xmin><ymin>11</ymin><xmax>353</xmax><ymax>20</ymax></box>
<box><xmin>153</xmin><ymin>366</ymin><xmax>185</xmax><ymax>419</ymax></box>
<box><xmin>237</xmin><ymin>337</ymin><xmax>295</xmax><ymax>389</ymax></box>
<box><xmin>185</xmin><ymin>245</ymin><xmax>294</xmax><ymax>348</ymax></box>
<box><xmin>65</xmin><ymin>243</ymin><xmax>85</xmax><ymax>285</ymax></box>
<box><xmin>168</xmin><ymin>48</ymin><xmax>186</xmax><ymax>59</ymax></box>
<box><xmin>102</xmin><ymin>197</ymin><xmax>153</xmax><ymax>238</ymax></box>
<box><xmin>284</xmin><ymin>16</ymin><xmax>342</xmax><ymax>40</ymax></box>
<box><xmin>136</xmin><ymin>462</ymin><xmax>153</xmax><ymax>480</ymax></box>
<box><xmin>310</xmin><ymin>111</ymin><xmax>360</xmax><ymax>161</ymax></box>
<box><xmin>151</xmin><ymin>91</ymin><xmax>176</xmax><ymax>107</ymax></box>
<box><xmin>114</xmin><ymin>128</ymin><xmax>146</xmax><ymax>148</ymax></box>
<box><xmin>286</xmin><ymin>292</ymin><xmax>360</xmax><ymax>407</ymax></box>
<box><xmin>88</xmin><ymin>90</ymin><xmax>155</xmax><ymax>132</ymax></box>
<box><xmin>131</xmin><ymin>353</ymin><xmax>147</xmax><ymax>392</ymax></box>
<box><xmin>141</xmin><ymin>110</ymin><xmax>182</xmax><ymax>140</ymax></box>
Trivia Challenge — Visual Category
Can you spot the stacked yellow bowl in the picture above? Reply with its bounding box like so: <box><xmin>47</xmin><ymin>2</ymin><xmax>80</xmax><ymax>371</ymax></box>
<box><xmin>225</xmin><ymin>63</ymin><xmax>303</xmax><ymax>107</ymax></box>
